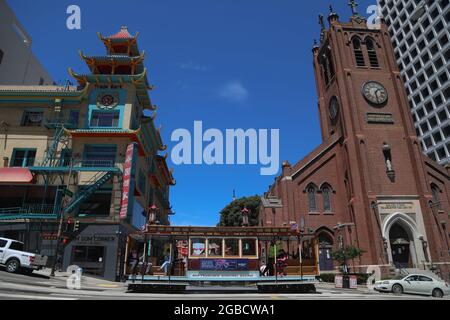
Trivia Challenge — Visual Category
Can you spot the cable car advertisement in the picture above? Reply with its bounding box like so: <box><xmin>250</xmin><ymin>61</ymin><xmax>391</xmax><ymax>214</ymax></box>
<box><xmin>199</xmin><ymin>259</ymin><xmax>248</xmax><ymax>271</ymax></box>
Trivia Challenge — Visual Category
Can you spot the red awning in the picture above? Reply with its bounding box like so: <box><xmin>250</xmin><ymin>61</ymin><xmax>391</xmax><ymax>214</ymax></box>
<box><xmin>0</xmin><ymin>168</ymin><xmax>34</xmax><ymax>184</ymax></box>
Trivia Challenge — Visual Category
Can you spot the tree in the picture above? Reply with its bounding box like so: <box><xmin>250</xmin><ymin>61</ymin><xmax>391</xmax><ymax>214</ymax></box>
<box><xmin>331</xmin><ymin>245</ymin><xmax>365</xmax><ymax>274</ymax></box>
<box><xmin>218</xmin><ymin>196</ymin><xmax>261</xmax><ymax>227</ymax></box>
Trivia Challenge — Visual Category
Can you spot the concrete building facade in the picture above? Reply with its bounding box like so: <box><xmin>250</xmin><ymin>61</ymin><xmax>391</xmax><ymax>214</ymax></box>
<box><xmin>0</xmin><ymin>0</ymin><xmax>53</xmax><ymax>85</ymax></box>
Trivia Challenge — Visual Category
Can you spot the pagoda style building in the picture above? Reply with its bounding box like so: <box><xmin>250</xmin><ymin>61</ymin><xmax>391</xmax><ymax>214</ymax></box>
<box><xmin>0</xmin><ymin>27</ymin><xmax>175</xmax><ymax>281</ymax></box>
<box><xmin>260</xmin><ymin>5</ymin><xmax>450</xmax><ymax>280</ymax></box>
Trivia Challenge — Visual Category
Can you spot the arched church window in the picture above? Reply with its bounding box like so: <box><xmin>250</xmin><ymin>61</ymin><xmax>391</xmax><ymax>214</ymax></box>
<box><xmin>322</xmin><ymin>184</ymin><xmax>332</xmax><ymax>212</ymax></box>
<box><xmin>307</xmin><ymin>184</ymin><xmax>318</xmax><ymax>212</ymax></box>
<box><xmin>352</xmin><ymin>37</ymin><xmax>365</xmax><ymax>67</ymax></box>
<box><xmin>326</xmin><ymin>48</ymin><xmax>335</xmax><ymax>79</ymax></box>
<box><xmin>366</xmin><ymin>38</ymin><xmax>380</xmax><ymax>68</ymax></box>
<box><xmin>431</xmin><ymin>184</ymin><xmax>441</xmax><ymax>209</ymax></box>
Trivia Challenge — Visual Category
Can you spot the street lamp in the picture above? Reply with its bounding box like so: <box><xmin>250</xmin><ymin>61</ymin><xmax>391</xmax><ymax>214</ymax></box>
<box><xmin>241</xmin><ymin>207</ymin><xmax>250</xmax><ymax>227</ymax></box>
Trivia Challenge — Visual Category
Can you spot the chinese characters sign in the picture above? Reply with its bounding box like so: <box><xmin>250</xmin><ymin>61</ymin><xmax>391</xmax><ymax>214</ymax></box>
<box><xmin>119</xmin><ymin>143</ymin><xmax>137</xmax><ymax>219</ymax></box>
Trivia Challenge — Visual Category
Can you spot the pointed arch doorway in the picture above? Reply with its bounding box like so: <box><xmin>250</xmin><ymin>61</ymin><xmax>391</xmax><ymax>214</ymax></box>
<box><xmin>317</xmin><ymin>231</ymin><xmax>334</xmax><ymax>271</ymax></box>
<box><xmin>389</xmin><ymin>223</ymin><xmax>413</xmax><ymax>269</ymax></box>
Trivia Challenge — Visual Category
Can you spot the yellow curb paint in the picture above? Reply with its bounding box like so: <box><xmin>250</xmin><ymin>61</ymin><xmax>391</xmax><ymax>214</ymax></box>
<box><xmin>98</xmin><ymin>284</ymin><xmax>119</xmax><ymax>288</ymax></box>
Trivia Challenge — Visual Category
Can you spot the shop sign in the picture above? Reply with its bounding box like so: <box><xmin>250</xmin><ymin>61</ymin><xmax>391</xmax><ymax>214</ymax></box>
<box><xmin>119</xmin><ymin>143</ymin><xmax>138</xmax><ymax>219</ymax></box>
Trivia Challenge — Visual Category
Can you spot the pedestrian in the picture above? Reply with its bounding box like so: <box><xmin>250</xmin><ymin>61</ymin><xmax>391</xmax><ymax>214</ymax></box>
<box><xmin>128</xmin><ymin>249</ymin><xmax>139</xmax><ymax>275</ymax></box>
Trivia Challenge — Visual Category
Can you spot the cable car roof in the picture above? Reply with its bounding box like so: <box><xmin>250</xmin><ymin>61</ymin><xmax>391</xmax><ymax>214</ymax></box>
<box><xmin>130</xmin><ymin>225</ymin><xmax>316</xmax><ymax>241</ymax></box>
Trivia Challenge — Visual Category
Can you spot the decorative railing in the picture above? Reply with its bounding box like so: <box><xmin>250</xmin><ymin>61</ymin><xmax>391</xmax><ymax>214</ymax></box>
<box><xmin>0</xmin><ymin>204</ymin><xmax>55</xmax><ymax>216</ymax></box>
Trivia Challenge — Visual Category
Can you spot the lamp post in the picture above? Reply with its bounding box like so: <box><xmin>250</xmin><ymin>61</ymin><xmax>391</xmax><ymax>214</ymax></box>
<box><xmin>241</xmin><ymin>207</ymin><xmax>250</xmax><ymax>227</ymax></box>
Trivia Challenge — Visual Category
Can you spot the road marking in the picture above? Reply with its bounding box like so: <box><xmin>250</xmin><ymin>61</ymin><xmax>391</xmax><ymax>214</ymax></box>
<box><xmin>97</xmin><ymin>284</ymin><xmax>119</xmax><ymax>288</ymax></box>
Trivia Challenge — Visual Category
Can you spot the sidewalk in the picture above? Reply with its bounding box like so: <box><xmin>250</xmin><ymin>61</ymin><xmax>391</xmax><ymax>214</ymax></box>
<box><xmin>34</xmin><ymin>268</ymin><xmax>127</xmax><ymax>291</ymax></box>
<box><xmin>316</xmin><ymin>281</ymin><xmax>376</xmax><ymax>294</ymax></box>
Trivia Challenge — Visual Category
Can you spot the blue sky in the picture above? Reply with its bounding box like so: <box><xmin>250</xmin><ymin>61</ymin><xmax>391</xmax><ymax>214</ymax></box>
<box><xmin>8</xmin><ymin>0</ymin><xmax>375</xmax><ymax>226</ymax></box>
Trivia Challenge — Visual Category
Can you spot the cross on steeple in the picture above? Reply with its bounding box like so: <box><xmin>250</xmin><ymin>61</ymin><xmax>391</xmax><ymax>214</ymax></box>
<box><xmin>348</xmin><ymin>0</ymin><xmax>359</xmax><ymax>16</ymax></box>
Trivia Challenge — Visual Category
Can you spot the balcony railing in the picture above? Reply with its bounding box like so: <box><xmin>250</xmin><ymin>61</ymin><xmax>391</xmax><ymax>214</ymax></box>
<box><xmin>0</xmin><ymin>204</ymin><xmax>56</xmax><ymax>217</ymax></box>
<box><xmin>26</xmin><ymin>158</ymin><xmax>120</xmax><ymax>171</ymax></box>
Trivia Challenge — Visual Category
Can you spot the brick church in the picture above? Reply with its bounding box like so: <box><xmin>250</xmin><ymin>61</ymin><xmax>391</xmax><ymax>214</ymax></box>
<box><xmin>260</xmin><ymin>5</ymin><xmax>450</xmax><ymax>280</ymax></box>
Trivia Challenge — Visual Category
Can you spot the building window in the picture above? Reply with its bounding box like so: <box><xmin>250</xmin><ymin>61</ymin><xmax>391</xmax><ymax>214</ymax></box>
<box><xmin>60</xmin><ymin>149</ymin><xmax>72</xmax><ymax>167</ymax></box>
<box><xmin>90</xmin><ymin>110</ymin><xmax>119</xmax><ymax>128</ymax></box>
<box><xmin>352</xmin><ymin>37</ymin><xmax>366</xmax><ymax>67</ymax></box>
<box><xmin>83</xmin><ymin>145</ymin><xmax>116</xmax><ymax>167</ymax></box>
<box><xmin>11</xmin><ymin>149</ymin><xmax>37</xmax><ymax>167</ymax></box>
<box><xmin>322</xmin><ymin>184</ymin><xmax>332</xmax><ymax>212</ymax></box>
<box><xmin>0</xmin><ymin>49</ymin><xmax>4</xmax><ymax>66</ymax></box>
<box><xmin>21</xmin><ymin>111</ymin><xmax>44</xmax><ymax>127</ymax></box>
<box><xmin>431</xmin><ymin>184</ymin><xmax>441</xmax><ymax>209</ymax></box>
<box><xmin>366</xmin><ymin>38</ymin><xmax>380</xmax><ymax>68</ymax></box>
<box><xmin>69</xmin><ymin>110</ymin><xmax>80</xmax><ymax>127</ymax></box>
<box><xmin>307</xmin><ymin>184</ymin><xmax>318</xmax><ymax>212</ymax></box>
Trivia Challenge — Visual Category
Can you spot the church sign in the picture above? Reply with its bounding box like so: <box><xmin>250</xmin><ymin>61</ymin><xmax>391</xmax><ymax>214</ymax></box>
<box><xmin>378</xmin><ymin>202</ymin><xmax>414</xmax><ymax>213</ymax></box>
<box><xmin>366</xmin><ymin>113</ymin><xmax>394</xmax><ymax>124</ymax></box>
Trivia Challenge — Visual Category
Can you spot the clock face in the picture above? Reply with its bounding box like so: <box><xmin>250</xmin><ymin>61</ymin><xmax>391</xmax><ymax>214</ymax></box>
<box><xmin>329</xmin><ymin>96</ymin><xmax>339</xmax><ymax>121</ymax></box>
<box><xmin>96</xmin><ymin>93</ymin><xmax>119</xmax><ymax>109</ymax></box>
<box><xmin>362</xmin><ymin>81</ymin><xmax>388</xmax><ymax>105</ymax></box>
<box><xmin>101</xmin><ymin>94</ymin><xmax>114</xmax><ymax>107</ymax></box>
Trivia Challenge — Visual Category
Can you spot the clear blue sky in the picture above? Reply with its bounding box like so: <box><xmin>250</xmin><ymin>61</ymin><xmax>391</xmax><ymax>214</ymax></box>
<box><xmin>8</xmin><ymin>0</ymin><xmax>375</xmax><ymax>226</ymax></box>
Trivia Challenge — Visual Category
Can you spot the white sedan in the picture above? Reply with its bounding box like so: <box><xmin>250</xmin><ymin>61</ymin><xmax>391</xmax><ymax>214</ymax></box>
<box><xmin>374</xmin><ymin>274</ymin><xmax>450</xmax><ymax>298</ymax></box>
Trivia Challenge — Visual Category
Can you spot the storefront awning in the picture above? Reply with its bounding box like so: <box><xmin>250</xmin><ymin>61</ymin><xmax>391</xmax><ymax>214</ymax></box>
<box><xmin>0</xmin><ymin>168</ymin><xmax>34</xmax><ymax>184</ymax></box>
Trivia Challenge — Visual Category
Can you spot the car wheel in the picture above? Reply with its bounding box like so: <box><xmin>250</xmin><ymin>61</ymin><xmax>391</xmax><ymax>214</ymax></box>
<box><xmin>432</xmin><ymin>288</ymin><xmax>443</xmax><ymax>298</ymax></box>
<box><xmin>392</xmin><ymin>284</ymin><xmax>403</xmax><ymax>295</ymax></box>
<box><xmin>6</xmin><ymin>259</ymin><xmax>20</xmax><ymax>273</ymax></box>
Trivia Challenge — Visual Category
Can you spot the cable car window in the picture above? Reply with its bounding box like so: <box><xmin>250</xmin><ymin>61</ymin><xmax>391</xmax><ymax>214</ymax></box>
<box><xmin>242</xmin><ymin>239</ymin><xmax>257</xmax><ymax>256</ymax></box>
<box><xmin>191</xmin><ymin>238</ymin><xmax>206</xmax><ymax>257</ymax></box>
<box><xmin>208</xmin><ymin>239</ymin><xmax>223</xmax><ymax>257</ymax></box>
<box><xmin>225</xmin><ymin>239</ymin><xmax>239</xmax><ymax>257</ymax></box>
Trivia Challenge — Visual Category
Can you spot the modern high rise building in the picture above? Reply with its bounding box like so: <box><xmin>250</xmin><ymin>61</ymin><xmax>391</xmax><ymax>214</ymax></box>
<box><xmin>0</xmin><ymin>0</ymin><xmax>53</xmax><ymax>85</ymax></box>
<box><xmin>379</xmin><ymin>0</ymin><xmax>450</xmax><ymax>165</ymax></box>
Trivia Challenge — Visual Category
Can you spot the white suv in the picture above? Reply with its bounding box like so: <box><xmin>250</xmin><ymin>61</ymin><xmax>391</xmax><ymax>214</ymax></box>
<box><xmin>0</xmin><ymin>237</ymin><xmax>48</xmax><ymax>274</ymax></box>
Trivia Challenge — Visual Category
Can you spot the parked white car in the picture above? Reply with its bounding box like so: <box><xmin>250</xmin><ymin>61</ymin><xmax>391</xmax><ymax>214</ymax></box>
<box><xmin>374</xmin><ymin>274</ymin><xmax>450</xmax><ymax>298</ymax></box>
<box><xmin>0</xmin><ymin>237</ymin><xmax>48</xmax><ymax>274</ymax></box>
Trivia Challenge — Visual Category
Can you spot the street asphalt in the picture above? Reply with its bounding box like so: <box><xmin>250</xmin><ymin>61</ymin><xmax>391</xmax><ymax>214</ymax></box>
<box><xmin>0</xmin><ymin>267</ymin><xmax>448</xmax><ymax>300</ymax></box>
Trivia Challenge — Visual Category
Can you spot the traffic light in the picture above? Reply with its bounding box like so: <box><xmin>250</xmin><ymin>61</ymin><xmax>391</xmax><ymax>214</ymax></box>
<box><xmin>65</xmin><ymin>217</ymin><xmax>73</xmax><ymax>232</ymax></box>
<box><xmin>61</xmin><ymin>236</ymin><xmax>70</xmax><ymax>246</ymax></box>
<box><xmin>73</xmin><ymin>220</ymin><xmax>80</xmax><ymax>232</ymax></box>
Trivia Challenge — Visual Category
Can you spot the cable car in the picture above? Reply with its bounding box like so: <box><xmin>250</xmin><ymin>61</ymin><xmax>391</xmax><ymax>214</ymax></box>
<box><xmin>125</xmin><ymin>225</ymin><xmax>319</xmax><ymax>293</ymax></box>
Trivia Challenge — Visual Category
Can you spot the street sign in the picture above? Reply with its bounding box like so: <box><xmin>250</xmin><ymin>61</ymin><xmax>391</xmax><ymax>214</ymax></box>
<box><xmin>63</xmin><ymin>188</ymin><xmax>74</xmax><ymax>198</ymax></box>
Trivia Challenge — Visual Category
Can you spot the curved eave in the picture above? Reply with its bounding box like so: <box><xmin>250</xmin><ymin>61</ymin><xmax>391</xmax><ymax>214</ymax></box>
<box><xmin>65</xmin><ymin>128</ymin><xmax>147</xmax><ymax>156</ymax></box>
<box><xmin>156</xmin><ymin>155</ymin><xmax>176</xmax><ymax>186</ymax></box>
<box><xmin>0</xmin><ymin>84</ymin><xmax>89</xmax><ymax>101</ymax></box>
<box><xmin>79</xmin><ymin>50</ymin><xmax>146</xmax><ymax>64</ymax></box>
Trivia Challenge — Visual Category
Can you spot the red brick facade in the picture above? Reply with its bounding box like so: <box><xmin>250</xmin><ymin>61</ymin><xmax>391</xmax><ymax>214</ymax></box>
<box><xmin>260</xmin><ymin>13</ymin><xmax>450</xmax><ymax>280</ymax></box>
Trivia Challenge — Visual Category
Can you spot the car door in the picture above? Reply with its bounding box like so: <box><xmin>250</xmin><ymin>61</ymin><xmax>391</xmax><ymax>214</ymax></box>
<box><xmin>417</xmin><ymin>276</ymin><xmax>435</xmax><ymax>295</ymax></box>
<box><xmin>402</xmin><ymin>275</ymin><xmax>420</xmax><ymax>294</ymax></box>
<box><xmin>0</xmin><ymin>239</ymin><xmax>7</xmax><ymax>263</ymax></box>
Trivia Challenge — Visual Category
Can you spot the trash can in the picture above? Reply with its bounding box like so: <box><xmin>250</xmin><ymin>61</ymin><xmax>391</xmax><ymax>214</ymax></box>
<box><xmin>342</xmin><ymin>275</ymin><xmax>350</xmax><ymax>289</ymax></box>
